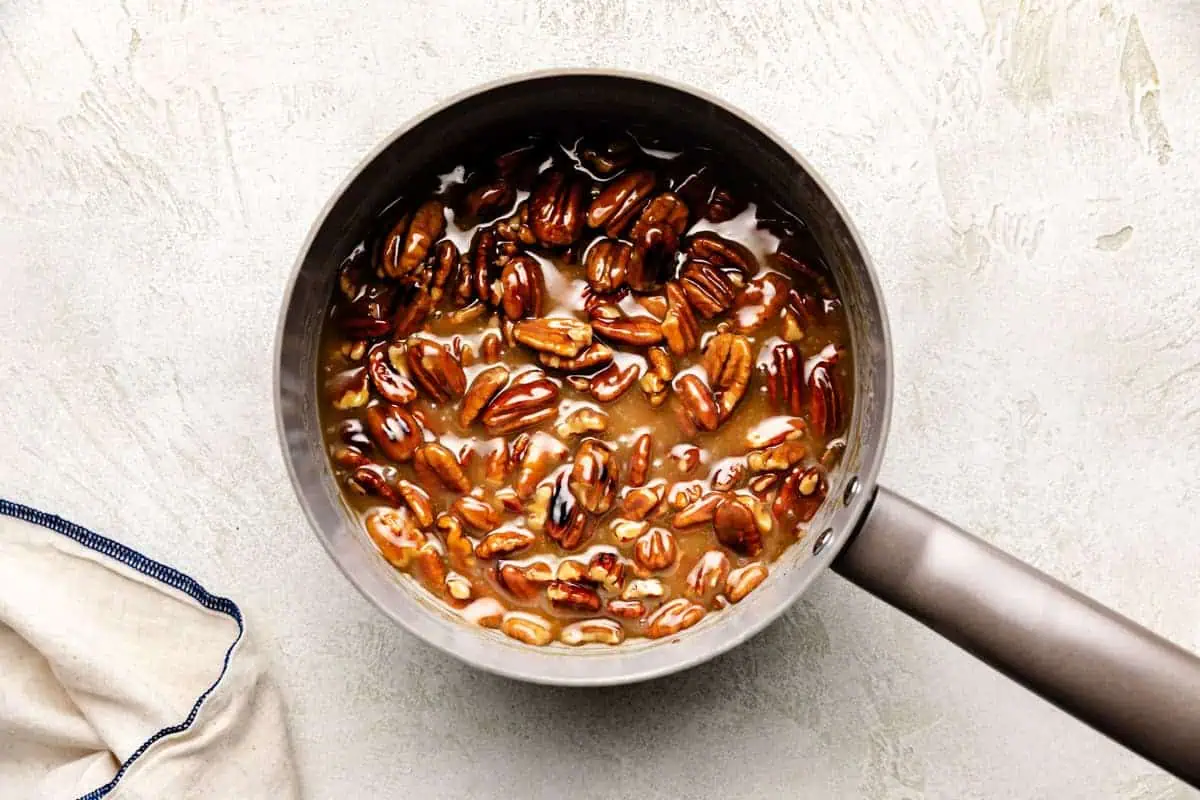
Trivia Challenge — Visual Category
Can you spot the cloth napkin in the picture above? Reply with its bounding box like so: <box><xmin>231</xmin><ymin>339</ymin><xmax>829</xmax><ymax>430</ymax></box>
<box><xmin>0</xmin><ymin>500</ymin><xmax>299</xmax><ymax>799</ymax></box>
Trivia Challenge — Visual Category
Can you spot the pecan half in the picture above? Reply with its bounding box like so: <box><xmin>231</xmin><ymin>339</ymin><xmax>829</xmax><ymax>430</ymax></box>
<box><xmin>588</xmin><ymin>361</ymin><xmax>640</xmax><ymax>403</ymax></box>
<box><xmin>494</xmin><ymin>200</ymin><xmax>537</xmax><ymax>245</ymax></box>
<box><xmin>764</xmin><ymin>342</ymin><xmax>804</xmax><ymax>416</ymax></box>
<box><xmin>461</xmin><ymin>178</ymin><xmax>516</xmax><ymax>223</ymax></box>
<box><xmin>680</xmin><ymin>261</ymin><xmax>737</xmax><ymax>319</ymax></box>
<box><xmin>335</xmin><ymin>283</ymin><xmax>396</xmax><ymax>338</ymax></box>
<box><xmin>747</xmin><ymin>440</ymin><xmax>807</xmax><ymax>473</ymax></box>
<box><xmin>327</xmin><ymin>367</ymin><xmax>371</xmax><ymax>410</ymax></box>
<box><xmin>365</xmin><ymin>403</ymin><xmax>422</xmax><ymax>462</ymax></box>
<box><xmin>808</xmin><ymin>359</ymin><xmax>844</xmax><ymax>439</ymax></box>
<box><xmin>512</xmin><ymin>317</ymin><xmax>593</xmax><ymax>358</ymax></box>
<box><xmin>495</xmin><ymin>255</ymin><xmax>545</xmax><ymax>320</ymax></box>
<box><xmin>413</xmin><ymin>442</ymin><xmax>471</xmax><ymax>494</ymax></box>
<box><xmin>537</xmin><ymin>342</ymin><xmax>614</xmax><ymax>372</ymax></box>
<box><xmin>744</xmin><ymin>416</ymin><xmax>806</xmax><ymax>450</ymax></box>
<box><xmin>711</xmin><ymin>458</ymin><xmax>747</xmax><ymax>491</ymax></box>
<box><xmin>773</xmin><ymin>465</ymin><xmax>828</xmax><ymax>525</ymax></box>
<box><xmin>584</xmin><ymin>238</ymin><xmax>641</xmax><ymax>293</ymax></box>
<box><xmin>451</xmin><ymin>495</ymin><xmax>502</xmax><ymax>533</ymax></box>
<box><xmin>578</xmin><ymin>134</ymin><xmax>636</xmax><ymax>176</ymax></box>
<box><xmin>674</xmin><ymin>374</ymin><xmax>720</xmax><ymax>432</ymax></box>
<box><xmin>367</xmin><ymin>343</ymin><xmax>418</xmax><ymax>405</ymax></box>
<box><xmin>364</xmin><ymin>507</ymin><xmax>426</xmax><ymax>568</ymax></box>
<box><xmin>661</xmin><ymin>281</ymin><xmax>700</xmax><ymax>356</ymax></box>
<box><xmin>726</xmin><ymin>563</ymin><xmax>768</xmax><ymax>603</ymax></box>
<box><xmin>586</xmin><ymin>169</ymin><xmax>656</xmax><ymax>237</ymax></box>
<box><xmin>546</xmin><ymin>471</ymin><xmax>591</xmax><ymax>550</ymax></box>
<box><xmin>546</xmin><ymin>580</ymin><xmax>602</xmax><ymax>613</ymax></box>
<box><xmin>714</xmin><ymin>496</ymin><xmax>763</xmax><ymax>555</ymax></box>
<box><xmin>620</xmin><ymin>577</ymin><xmax>665</xmax><ymax>600</ymax></box>
<box><xmin>475</xmin><ymin>526</ymin><xmax>536</xmax><ymax>559</ymax></box>
<box><xmin>634</xmin><ymin>527</ymin><xmax>678</xmax><ymax>571</ymax></box>
<box><xmin>395</xmin><ymin>479</ymin><xmax>434</xmax><ymax>527</ymax></box>
<box><xmin>347</xmin><ymin>464</ymin><xmax>403</xmax><ymax>507</ymax></box>
<box><xmin>393</xmin><ymin>287</ymin><xmax>435</xmax><ymax>337</ymax></box>
<box><xmin>686</xmin><ymin>550</ymin><xmax>731</xmax><ymax>601</ymax></box>
<box><xmin>496</xmin><ymin>561</ymin><xmax>553</xmax><ymax>600</ymax></box>
<box><xmin>501</xmin><ymin>611</ymin><xmax>553</xmax><ymax>645</ymax></box>
<box><xmin>561</xmin><ymin>619</ymin><xmax>624</xmax><ymax>646</ymax></box>
<box><xmin>607</xmin><ymin>599</ymin><xmax>647</xmax><ymax>619</ymax></box>
<box><xmin>622</xmin><ymin>482</ymin><xmax>665</xmax><ymax>521</ymax></box>
<box><xmin>685</xmin><ymin>231</ymin><xmax>756</xmax><ymax>276</ymax></box>
<box><xmin>734</xmin><ymin>272</ymin><xmax>790</xmax><ymax>333</ymax></box>
<box><xmin>556</xmin><ymin>407</ymin><xmax>609</xmax><ymax>438</ymax></box>
<box><xmin>629</xmin><ymin>192</ymin><xmax>689</xmax><ymax>254</ymax></box>
<box><xmin>529</xmin><ymin>169</ymin><xmax>587</xmax><ymax>247</ymax></box>
<box><xmin>513</xmin><ymin>431</ymin><xmax>571</xmax><ymax>499</ymax></box>
<box><xmin>480</xmin><ymin>369</ymin><xmax>561</xmax><ymax>435</ymax></box>
<box><xmin>703</xmin><ymin>332</ymin><xmax>753</xmax><ymax>418</ymax></box>
<box><xmin>381</xmin><ymin>201</ymin><xmax>446</xmax><ymax>281</ymax></box>
<box><xmin>406</xmin><ymin>338</ymin><xmax>466</xmax><ymax>404</ymax></box>
<box><xmin>671</xmin><ymin>492</ymin><xmax>724</xmax><ymax>528</ymax></box>
<box><xmin>589</xmin><ymin>303</ymin><xmax>665</xmax><ymax>346</ymax></box>
<box><xmin>569</xmin><ymin>438</ymin><xmax>620</xmax><ymax>514</ymax></box>
<box><xmin>587</xmin><ymin>551</ymin><xmax>625</xmax><ymax>592</ymax></box>
<box><xmin>458</xmin><ymin>365</ymin><xmax>510</xmax><ymax>428</ymax></box>
<box><xmin>627</xmin><ymin>432</ymin><xmax>652</xmax><ymax>487</ymax></box>
<box><xmin>645</xmin><ymin>598</ymin><xmax>705</xmax><ymax>638</ymax></box>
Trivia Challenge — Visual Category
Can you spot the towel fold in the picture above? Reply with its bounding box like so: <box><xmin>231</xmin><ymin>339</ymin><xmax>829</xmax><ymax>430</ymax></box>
<box><xmin>0</xmin><ymin>500</ymin><xmax>299</xmax><ymax>799</ymax></box>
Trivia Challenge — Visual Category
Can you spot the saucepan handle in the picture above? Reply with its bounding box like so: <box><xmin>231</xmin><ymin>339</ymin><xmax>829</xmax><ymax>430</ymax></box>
<box><xmin>832</xmin><ymin>485</ymin><xmax>1200</xmax><ymax>785</ymax></box>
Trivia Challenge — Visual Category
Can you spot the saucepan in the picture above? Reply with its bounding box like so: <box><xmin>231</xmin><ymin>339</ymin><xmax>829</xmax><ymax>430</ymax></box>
<box><xmin>274</xmin><ymin>71</ymin><xmax>1200</xmax><ymax>783</ymax></box>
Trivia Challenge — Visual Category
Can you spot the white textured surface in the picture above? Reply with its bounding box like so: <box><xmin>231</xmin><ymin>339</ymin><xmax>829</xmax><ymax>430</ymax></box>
<box><xmin>2</xmin><ymin>1</ymin><xmax>1199</xmax><ymax>797</ymax></box>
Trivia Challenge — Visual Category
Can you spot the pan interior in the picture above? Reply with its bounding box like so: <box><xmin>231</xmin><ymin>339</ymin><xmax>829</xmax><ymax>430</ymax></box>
<box><xmin>275</xmin><ymin>72</ymin><xmax>891</xmax><ymax>685</ymax></box>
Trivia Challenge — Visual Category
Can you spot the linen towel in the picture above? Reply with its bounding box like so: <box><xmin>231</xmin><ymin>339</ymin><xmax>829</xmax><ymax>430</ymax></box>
<box><xmin>0</xmin><ymin>500</ymin><xmax>299</xmax><ymax>799</ymax></box>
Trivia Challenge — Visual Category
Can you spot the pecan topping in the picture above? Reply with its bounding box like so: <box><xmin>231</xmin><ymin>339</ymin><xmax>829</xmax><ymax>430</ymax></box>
<box><xmin>569</xmin><ymin>438</ymin><xmax>620</xmax><ymax>514</ymax></box>
<box><xmin>365</xmin><ymin>403</ymin><xmax>422</xmax><ymax>462</ymax></box>
<box><xmin>406</xmin><ymin>338</ymin><xmax>466</xmax><ymax>404</ymax></box>
<box><xmin>413</xmin><ymin>442</ymin><xmax>471</xmax><ymax>494</ymax></box>
<box><xmin>494</xmin><ymin>255</ymin><xmax>545</xmax><ymax>320</ymax></box>
<box><xmin>459</xmin><ymin>365</ymin><xmax>510</xmax><ymax>428</ymax></box>
<box><xmin>512</xmin><ymin>317</ymin><xmax>593</xmax><ymax>358</ymax></box>
<box><xmin>701</xmin><ymin>332</ymin><xmax>753</xmax><ymax>419</ymax></box>
<box><xmin>661</xmin><ymin>281</ymin><xmax>699</xmax><ymax>356</ymax></box>
<box><xmin>586</xmin><ymin>169</ymin><xmax>656</xmax><ymax>237</ymax></box>
<box><xmin>530</xmin><ymin>169</ymin><xmax>587</xmax><ymax>247</ymax></box>
<box><xmin>764</xmin><ymin>342</ymin><xmax>804</xmax><ymax>416</ymax></box>
<box><xmin>479</xmin><ymin>369</ymin><xmax>561</xmax><ymax>436</ymax></box>
<box><xmin>546</xmin><ymin>472</ymin><xmax>591</xmax><ymax>550</ymax></box>
<box><xmin>380</xmin><ymin>200</ymin><xmax>446</xmax><ymax>281</ymax></box>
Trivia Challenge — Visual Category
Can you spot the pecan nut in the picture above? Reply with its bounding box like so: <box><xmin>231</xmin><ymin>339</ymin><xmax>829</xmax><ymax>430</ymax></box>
<box><xmin>514</xmin><ymin>431</ymin><xmax>571</xmax><ymax>499</ymax></box>
<box><xmin>495</xmin><ymin>255</ymin><xmax>545</xmax><ymax>320</ymax></box>
<box><xmin>406</xmin><ymin>338</ymin><xmax>466</xmax><ymax>404</ymax></box>
<box><xmin>392</xmin><ymin>287</ymin><xmax>435</xmax><ymax>337</ymax></box>
<box><xmin>569</xmin><ymin>438</ymin><xmax>620</xmax><ymax>514</ymax></box>
<box><xmin>713</xmin><ymin>496</ymin><xmax>763</xmax><ymax>555</ymax></box>
<box><xmin>479</xmin><ymin>369</ymin><xmax>561</xmax><ymax>435</ymax></box>
<box><xmin>671</xmin><ymin>492</ymin><xmax>724</xmax><ymax>528</ymax></box>
<box><xmin>365</xmin><ymin>403</ymin><xmax>422</xmax><ymax>462</ymax></box>
<box><xmin>560</xmin><ymin>618</ymin><xmax>624</xmax><ymax>646</ymax></box>
<box><xmin>773</xmin><ymin>465</ymin><xmax>828</xmax><ymax>525</ymax></box>
<box><xmin>588</xmin><ymin>361</ymin><xmax>639</xmax><ymax>403</ymax></box>
<box><xmin>512</xmin><ymin>317</ymin><xmax>593</xmax><ymax>358</ymax></box>
<box><xmin>633</xmin><ymin>527</ymin><xmax>678</xmax><ymax>571</ymax></box>
<box><xmin>538</xmin><ymin>342</ymin><xmax>614</xmax><ymax>372</ymax></box>
<box><xmin>578</xmin><ymin>133</ymin><xmax>636</xmax><ymax>176</ymax></box>
<box><xmin>680</xmin><ymin>261</ymin><xmax>738</xmax><ymax>319</ymax></box>
<box><xmin>745</xmin><ymin>416</ymin><xmax>806</xmax><ymax>450</ymax></box>
<box><xmin>546</xmin><ymin>580</ymin><xmax>602</xmax><ymax>613</ymax></box>
<box><xmin>586</xmin><ymin>169</ymin><xmax>656</xmax><ymax>237</ymax></box>
<box><xmin>764</xmin><ymin>342</ymin><xmax>805</xmax><ymax>416</ymax></box>
<box><xmin>380</xmin><ymin>200</ymin><xmax>446</xmax><ymax>281</ymax></box>
<box><xmin>627</xmin><ymin>432</ymin><xmax>652</xmax><ymax>487</ymax></box>
<box><xmin>413</xmin><ymin>442</ymin><xmax>472</xmax><ymax>494</ymax></box>
<box><xmin>545</xmin><ymin>473</ymin><xmax>591</xmax><ymax>550</ymax></box>
<box><xmin>395</xmin><ymin>479</ymin><xmax>434</xmax><ymax>527</ymax></box>
<box><xmin>620</xmin><ymin>577</ymin><xmax>665</xmax><ymax>600</ymax></box>
<box><xmin>458</xmin><ymin>365</ymin><xmax>510</xmax><ymax>428</ymax></box>
<box><xmin>701</xmin><ymin>332</ymin><xmax>753</xmax><ymax>418</ymax></box>
<box><xmin>590</xmin><ymin>309</ymin><xmax>665</xmax><ymax>346</ymax></box>
<box><xmin>726</xmin><ymin>563</ymin><xmax>769</xmax><ymax>603</ymax></box>
<box><xmin>555</xmin><ymin>408</ymin><xmax>609</xmax><ymax>438</ymax></box>
<box><xmin>747</xmin><ymin>440</ymin><xmax>807</xmax><ymax>473</ymax></box>
<box><xmin>347</xmin><ymin>464</ymin><xmax>403</xmax><ymax>507</ymax></box>
<box><xmin>529</xmin><ymin>169</ymin><xmax>587</xmax><ymax>247</ymax></box>
<box><xmin>621</xmin><ymin>483</ymin><xmax>665</xmax><ymax>521</ymax></box>
<box><xmin>629</xmin><ymin>192</ymin><xmax>689</xmax><ymax>254</ymax></box>
<box><xmin>367</xmin><ymin>343</ymin><xmax>418</xmax><ymax>404</ymax></box>
<box><xmin>327</xmin><ymin>367</ymin><xmax>371</xmax><ymax>410</ymax></box>
<box><xmin>808</xmin><ymin>358</ymin><xmax>844</xmax><ymax>439</ymax></box>
<box><xmin>500</xmin><ymin>611</ymin><xmax>553</xmax><ymax>646</ymax></box>
<box><xmin>607</xmin><ymin>599</ymin><xmax>647</xmax><ymax>619</ymax></box>
<box><xmin>496</xmin><ymin>561</ymin><xmax>553</xmax><ymax>600</ymax></box>
<box><xmin>674</xmin><ymin>374</ymin><xmax>720</xmax><ymax>432</ymax></box>
<box><xmin>686</xmin><ymin>550</ymin><xmax>731</xmax><ymax>601</ymax></box>
<box><xmin>475</xmin><ymin>526</ymin><xmax>537</xmax><ymax>559</ymax></box>
<box><xmin>734</xmin><ymin>272</ymin><xmax>790</xmax><ymax>333</ymax></box>
<box><xmin>685</xmin><ymin>231</ymin><xmax>756</xmax><ymax>276</ymax></box>
<box><xmin>586</xmin><ymin>551</ymin><xmax>625</xmax><ymax>591</ymax></box>
<box><xmin>645</xmin><ymin>598</ymin><xmax>705</xmax><ymax>638</ymax></box>
<box><xmin>364</xmin><ymin>507</ymin><xmax>426</xmax><ymax>568</ymax></box>
<box><xmin>461</xmin><ymin>178</ymin><xmax>516</xmax><ymax>223</ymax></box>
<box><xmin>661</xmin><ymin>281</ymin><xmax>699</xmax><ymax>356</ymax></box>
<box><xmin>335</xmin><ymin>283</ymin><xmax>396</xmax><ymax>338</ymax></box>
<box><xmin>451</xmin><ymin>495</ymin><xmax>502</xmax><ymax>532</ymax></box>
<box><xmin>584</xmin><ymin>238</ymin><xmax>641</xmax><ymax>293</ymax></box>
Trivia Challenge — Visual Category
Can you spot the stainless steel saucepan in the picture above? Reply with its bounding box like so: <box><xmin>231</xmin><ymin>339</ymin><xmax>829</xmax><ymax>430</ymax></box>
<box><xmin>275</xmin><ymin>71</ymin><xmax>1200</xmax><ymax>784</ymax></box>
